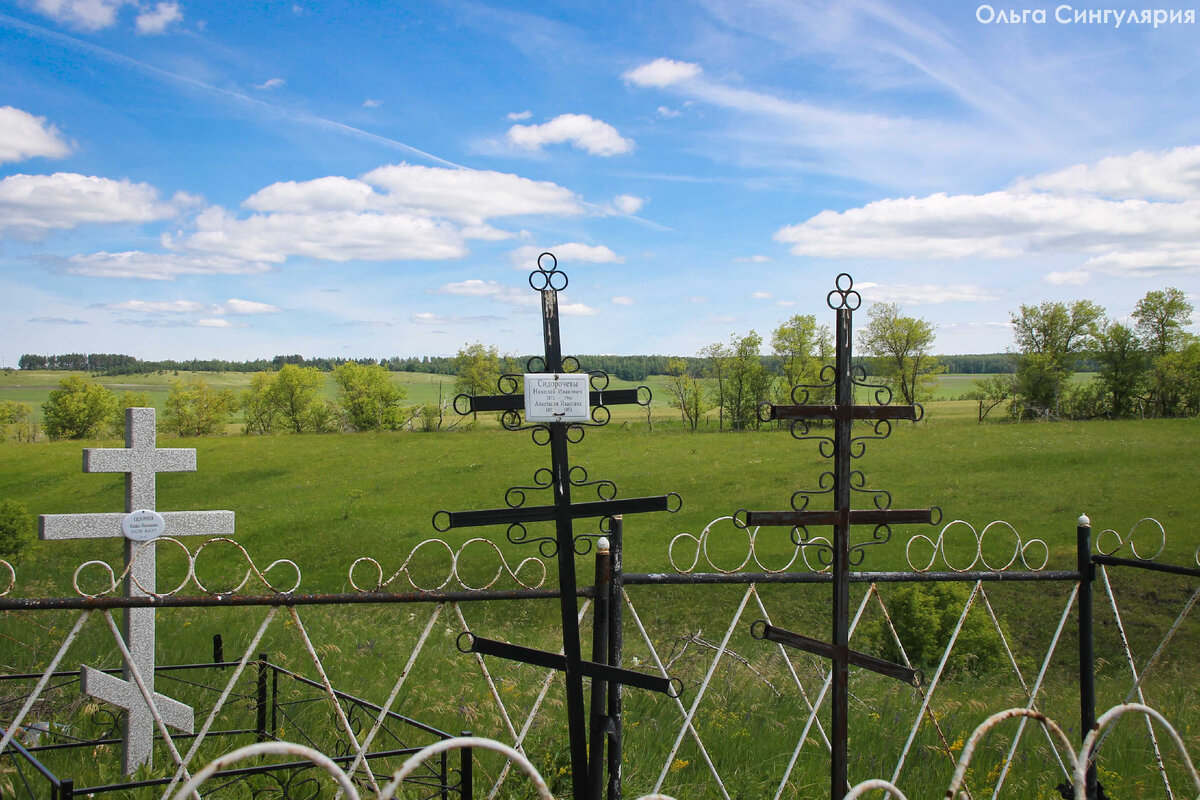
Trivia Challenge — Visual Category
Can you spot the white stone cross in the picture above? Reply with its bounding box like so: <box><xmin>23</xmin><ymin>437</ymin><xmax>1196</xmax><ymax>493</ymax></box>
<box><xmin>38</xmin><ymin>407</ymin><xmax>235</xmax><ymax>774</ymax></box>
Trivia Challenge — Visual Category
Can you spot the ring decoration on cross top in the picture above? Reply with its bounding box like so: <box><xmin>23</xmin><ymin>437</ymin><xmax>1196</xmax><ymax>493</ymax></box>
<box><xmin>905</xmin><ymin>519</ymin><xmax>1049</xmax><ymax>573</ymax></box>
<box><xmin>0</xmin><ymin>559</ymin><xmax>14</xmax><ymax>596</ymax></box>
<box><xmin>1094</xmin><ymin>516</ymin><xmax>1166</xmax><ymax>561</ymax></box>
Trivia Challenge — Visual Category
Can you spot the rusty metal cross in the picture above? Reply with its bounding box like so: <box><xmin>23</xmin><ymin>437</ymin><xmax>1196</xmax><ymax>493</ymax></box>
<box><xmin>739</xmin><ymin>274</ymin><xmax>936</xmax><ymax>800</ymax></box>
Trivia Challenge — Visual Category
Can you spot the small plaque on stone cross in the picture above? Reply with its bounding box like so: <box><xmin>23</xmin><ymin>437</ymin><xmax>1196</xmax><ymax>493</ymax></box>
<box><xmin>122</xmin><ymin>510</ymin><xmax>165</xmax><ymax>542</ymax></box>
<box><xmin>524</xmin><ymin>373</ymin><xmax>589</xmax><ymax>422</ymax></box>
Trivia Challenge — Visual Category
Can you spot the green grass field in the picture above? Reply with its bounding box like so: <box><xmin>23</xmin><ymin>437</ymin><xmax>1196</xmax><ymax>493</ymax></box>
<box><xmin>0</xmin><ymin>397</ymin><xmax>1197</xmax><ymax>797</ymax></box>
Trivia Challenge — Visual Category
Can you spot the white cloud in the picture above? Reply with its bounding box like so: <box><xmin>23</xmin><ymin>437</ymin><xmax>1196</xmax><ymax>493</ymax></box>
<box><xmin>101</xmin><ymin>299</ymin><xmax>206</xmax><ymax>313</ymax></box>
<box><xmin>244</xmin><ymin>176</ymin><xmax>375</xmax><ymax>213</ymax></box>
<box><xmin>507</xmin><ymin>110</ymin><xmax>532</xmax><ymax>120</ymax></box>
<box><xmin>363</xmin><ymin>98</ymin><xmax>382</xmax><ymax>108</ymax></box>
<box><xmin>135</xmin><ymin>2</ymin><xmax>181</xmax><ymax>34</ymax></box>
<box><xmin>735</xmin><ymin>254</ymin><xmax>771</xmax><ymax>263</ymax></box>
<box><xmin>622</xmin><ymin>58</ymin><xmax>702</xmax><ymax>88</ymax></box>
<box><xmin>751</xmin><ymin>291</ymin><xmax>772</xmax><ymax>299</ymax></box>
<box><xmin>656</xmin><ymin>106</ymin><xmax>682</xmax><ymax>119</ymax></box>
<box><xmin>253</xmin><ymin>78</ymin><xmax>287</xmax><ymax>91</ymax></box>
<box><xmin>1044</xmin><ymin>270</ymin><xmax>1090</xmax><ymax>286</ymax></box>
<box><xmin>1013</xmin><ymin>146</ymin><xmax>1200</xmax><ymax>201</ymax></box>
<box><xmin>0</xmin><ymin>107</ymin><xmax>72</xmax><ymax>165</ymax></box>
<box><xmin>411</xmin><ymin>312</ymin><xmax>505</xmax><ymax>324</ymax></box>
<box><xmin>436</xmin><ymin>277</ymin><xmax>596</xmax><ymax>316</ymax></box>
<box><xmin>65</xmin><ymin>251</ymin><xmax>273</xmax><ymax>280</ymax></box>
<box><xmin>173</xmin><ymin>206</ymin><xmax>466</xmax><ymax>263</ymax></box>
<box><xmin>559</xmin><ymin>302</ymin><xmax>599</xmax><ymax>316</ymax></box>
<box><xmin>196</xmin><ymin>318</ymin><xmax>236</xmax><ymax>328</ymax></box>
<box><xmin>362</xmin><ymin>164</ymin><xmax>584</xmax><ymax>223</ymax></box>
<box><xmin>612</xmin><ymin>296</ymin><xmax>635</xmax><ymax>306</ymax></box>
<box><xmin>506</xmin><ymin>114</ymin><xmax>633</xmax><ymax>156</ymax></box>
<box><xmin>509</xmin><ymin>242</ymin><xmax>622</xmax><ymax>267</ymax></box>
<box><xmin>855</xmin><ymin>283</ymin><xmax>1001</xmax><ymax>305</ymax></box>
<box><xmin>607</xmin><ymin>194</ymin><xmax>644</xmax><ymax>215</ymax></box>
<box><xmin>689</xmin><ymin>296</ymin><xmax>707</xmax><ymax>303</ymax></box>
<box><xmin>223</xmin><ymin>298</ymin><xmax>281</xmax><ymax>314</ymax></box>
<box><xmin>0</xmin><ymin>173</ymin><xmax>175</xmax><ymax>234</ymax></box>
<box><xmin>31</xmin><ymin>0</ymin><xmax>132</xmax><ymax>31</ymax></box>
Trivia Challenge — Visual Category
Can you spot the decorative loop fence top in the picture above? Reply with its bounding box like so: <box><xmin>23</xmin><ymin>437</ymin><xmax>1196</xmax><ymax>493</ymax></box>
<box><xmin>71</xmin><ymin>536</ymin><xmax>302</xmax><ymax>598</ymax></box>
<box><xmin>906</xmin><ymin>519</ymin><xmax>1049</xmax><ymax>572</ymax></box>
<box><xmin>1095</xmin><ymin>516</ymin><xmax>1166</xmax><ymax>561</ymax></box>
<box><xmin>0</xmin><ymin>558</ymin><xmax>13</xmax><ymax>596</ymax></box>
<box><xmin>349</xmin><ymin>536</ymin><xmax>547</xmax><ymax>592</ymax></box>
<box><xmin>671</xmin><ymin>515</ymin><xmax>829</xmax><ymax>574</ymax></box>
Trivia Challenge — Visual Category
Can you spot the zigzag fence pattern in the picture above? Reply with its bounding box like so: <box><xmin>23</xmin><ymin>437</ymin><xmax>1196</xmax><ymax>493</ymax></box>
<box><xmin>1</xmin><ymin>509</ymin><xmax>1198</xmax><ymax>798</ymax></box>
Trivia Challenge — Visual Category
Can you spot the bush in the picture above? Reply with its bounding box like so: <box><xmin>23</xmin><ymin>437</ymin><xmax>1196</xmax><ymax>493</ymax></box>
<box><xmin>0</xmin><ymin>500</ymin><xmax>34</xmax><ymax>564</ymax></box>
<box><xmin>42</xmin><ymin>376</ymin><xmax>116</xmax><ymax>439</ymax></box>
<box><xmin>864</xmin><ymin>583</ymin><xmax>1008</xmax><ymax>675</ymax></box>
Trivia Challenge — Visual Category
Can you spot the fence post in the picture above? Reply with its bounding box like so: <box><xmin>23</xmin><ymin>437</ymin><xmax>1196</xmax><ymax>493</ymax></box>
<box><xmin>588</xmin><ymin>534</ymin><xmax>612</xmax><ymax>800</ymax></box>
<box><xmin>213</xmin><ymin>633</ymin><xmax>224</xmax><ymax>668</ymax></box>
<box><xmin>59</xmin><ymin>778</ymin><xmax>74</xmax><ymax>800</ymax></box>
<box><xmin>460</xmin><ymin>730</ymin><xmax>473</xmax><ymax>800</ymax></box>
<box><xmin>1077</xmin><ymin>514</ymin><xmax>1097</xmax><ymax>800</ymax></box>
<box><xmin>256</xmin><ymin>652</ymin><xmax>268</xmax><ymax>742</ymax></box>
<box><xmin>606</xmin><ymin>517</ymin><xmax>624</xmax><ymax>800</ymax></box>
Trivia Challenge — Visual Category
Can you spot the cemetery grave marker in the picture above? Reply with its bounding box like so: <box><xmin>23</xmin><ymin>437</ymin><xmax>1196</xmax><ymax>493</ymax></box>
<box><xmin>434</xmin><ymin>253</ymin><xmax>682</xmax><ymax>800</ymax></box>
<box><xmin>37</xmin><ymin>407</ymin><xmax>235</xmax><ymax>774</ymax></box>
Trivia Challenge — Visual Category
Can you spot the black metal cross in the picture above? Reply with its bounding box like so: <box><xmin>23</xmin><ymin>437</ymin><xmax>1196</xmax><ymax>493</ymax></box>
<box><xmin>434</xmin><ymin>253</ymin><xmax>681</xmax><ymax>800</ymax></box>
<box><xmin>737</xmin><ymin>273</ymin><xmax>936</xmax><ymax>800</ymax></box>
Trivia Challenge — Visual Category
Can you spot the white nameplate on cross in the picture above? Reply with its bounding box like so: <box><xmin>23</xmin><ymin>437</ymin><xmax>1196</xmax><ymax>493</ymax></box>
<box><xmin>524</xmin><ymin>373</ymin><xmax>590</xmax><ymax>422</ymax></box>
<box><xmin>38</xmin><ymin>408</ymin><xmax>234</xmax><ymax>774</ymax></box>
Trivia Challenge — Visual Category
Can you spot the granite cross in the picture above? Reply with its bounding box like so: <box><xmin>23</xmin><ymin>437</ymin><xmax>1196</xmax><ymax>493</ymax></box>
<box><xmin>38</xmin><ymin>407</ymin><xmax>235</xmax><ymax>774</ymax></box>
<box><xmin>435</xmin><ymin>253</ymin><xmax>680</xmax><ymax>800</ymax></box>
<box><xmin>739</xmin><ymin>274</ymin><xmax>935</xmax><ymax>800</ymax></box>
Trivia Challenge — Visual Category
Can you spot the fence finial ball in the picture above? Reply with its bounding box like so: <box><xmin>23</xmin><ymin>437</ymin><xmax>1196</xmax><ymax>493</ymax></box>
<box><xmin>1078</xmin><ymin>514</ymin><xmax>1090</xmax><ymax>527</ymax></box>
<box><xmin>597</xmin><ymin>536</ymin><xmax>611</xmax><ymax>554</ymax></box>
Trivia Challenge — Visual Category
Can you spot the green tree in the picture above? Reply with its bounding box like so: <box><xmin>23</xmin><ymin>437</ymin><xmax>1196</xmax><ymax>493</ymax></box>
<box><xmin>42</xmin><ymin>376</ymin><xmax>116</xmax><ymax>439</ymax></box>
<box><xmin>1010</xmin><ymin>300</ymin><xmax>1104</xmax><ymax>417</ymax></box>
<box><xmin>333</xmin><ymin>361</ymin><xmax>407</xmax><ymax>431</ymax></box>
<box><xmin>454</xmin><ymin>342</ymin><xmax>501</xmax><ymax>420</ymax></box>
<box><xmin>699</xmin><ymin>342</ymin><xmax>731</xmax><ymax>431</ymax></box>
<box><xmin>110</xmin><ymin>390</ymin><xmax>153</xmax><ymax>436</ymax></box>
<box><xmin>771</xmin><ymin>314</ymin><xmax>832</xmax><ymax>403</ymax></box>
<box><xmin>1133</xmin><ymin>287</ymin><xmax>1194</xmax><ymax>357</ymax></box>
<box><xmin>1092</xmin><ymin>319</ymin><xmax>1147</xmax><ymax>417</ymax></box>
<box><xmin>725</xmin><ymin>331</ymin><xmax>773</xmax><ymax>431</ymax></box>
<box><xmin>966</xmin><ymin>374</ymin><xmax>1015</xmax><ymax>422</ymax></box>
<box><xmin>241</xmin><ymin>372</ymin><xmax>278</xmax><ymax>435</ymax></box>
<box><xmin>1147</xmin><ymin>341</ymin><xmax>1200</xmax><ymax>417</ymax></box>
<box><xmin>858</xmin><ymin>303</ymin><xmax>942</xmax><ymax>406</ymax></box>
<box><xmin>270</xmin><ymin>364</ymin><xmax>327</xmax><ymax>433</ymax></box>
<box><xmin>0</xmin><ymin>500</ymin><xmax>34</xmax><ymax>564</ymax></box>
<box><xmin>663</xmin><ymin>357</ymin><xmax>708</xmax><ymax>430</ymax></box>
<box><xmin>163</xmin><ymin>378</ymin><xmax>236</xmax><ymax>436</ymax></box>
<box><xmin>0</xmin><ymin>401</ymin><xmax>35</xmax><ymax>441</ymax></box>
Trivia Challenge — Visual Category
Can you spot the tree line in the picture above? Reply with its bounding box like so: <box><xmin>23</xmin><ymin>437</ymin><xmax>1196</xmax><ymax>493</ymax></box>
<box><xmin>970</xmin><ymin>287</ymin><xmax>1197</xmax><ymax>421</ymax></box>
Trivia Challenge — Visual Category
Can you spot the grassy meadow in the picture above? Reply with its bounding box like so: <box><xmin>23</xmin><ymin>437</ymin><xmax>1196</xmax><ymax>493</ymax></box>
<box><xmin>0</xmin><ymin>376</ymin><xmax>1198</xmax><ymax>797</ymax></box>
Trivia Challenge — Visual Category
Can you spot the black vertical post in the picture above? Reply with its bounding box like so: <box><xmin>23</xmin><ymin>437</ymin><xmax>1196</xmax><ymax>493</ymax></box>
<box><xmin>541</xmin><ymin>286</ymin><xmax>589</xmax><ymax>800</ymax></box>
<box><xmin>460</xmin><ymin>731</ymin><xmax>473</xmax><ymax>800</ymax></box>
<box><xmin>441</xmin><ymin>750</ymin><xmax>449</xmax><ymax>800</ymax></box>
<box><xmin>1077</xmin><ymin>514</ymin><xmax>1097</xmax><ymax>799</ymax></box>
<box><xmin>213</xmin><ymin>634</ymin><xmax>224</xmax><ymax>667</ymax></box>
<box><xmin>607</xmin><ymin>517</ymin><xmax>624</xmax><ymax>800</ymax></box>
<box><xmin>256</xmin><ymin>652</ymin><xmax>268</xmax><ymax>742</ymax></box>
<box><xmin>589</xmin><ymin>537</ymin><xmax>612</xmax><ymax>800</ymax></box>
<box><xmin>59</xmin><ymin>779</ymin><xmax>74</xmax><ymax>800</ymax></box>
<box><xmin>830</xmin><ymin>305</ymin><xmax>852</xmax><ymax>800</ymax></box>
<box><xmin>271</xmin><ymin>665</ymin><xmax>278</xmax><ymax>737</ymax></box>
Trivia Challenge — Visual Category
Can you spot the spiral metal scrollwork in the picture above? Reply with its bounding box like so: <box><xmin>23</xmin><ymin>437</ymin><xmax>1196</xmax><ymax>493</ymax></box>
<box><xmin>349</xmin><ymin>537</ymin><xmax>546</xmax><ymax>591</ymax></box>
<box><xmin>671</xmin><ymin>515</ymin><xmax>828</xmax><ymax>574</ymax></box>
<box><xmin>906</xmin><ymin>519</ymin><xmax>1046</xmax><ymax>573</ymax></box>
<box><xmin>1095</xmin><ymin>517</ymin><xmax>1166</xmax><ymax>561</ymax></box>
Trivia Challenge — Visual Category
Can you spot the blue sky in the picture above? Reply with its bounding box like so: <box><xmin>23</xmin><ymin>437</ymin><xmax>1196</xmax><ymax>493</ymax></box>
<box><xmin>2</xmin><ymin>0</ymin><xmax>1199</xmax><ymax>364</ymax></box>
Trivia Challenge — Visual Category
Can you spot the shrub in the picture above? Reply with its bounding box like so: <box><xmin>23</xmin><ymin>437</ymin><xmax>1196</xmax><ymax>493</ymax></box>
<box><xmin>865</xmin><ymin>583</ymin><xmax>1008</xmax><ymax>675</ymax></box>
<box><xmin>0</xmin><ymin>500</ymin><xmax>34</xmax><ymax>564</ymax></box>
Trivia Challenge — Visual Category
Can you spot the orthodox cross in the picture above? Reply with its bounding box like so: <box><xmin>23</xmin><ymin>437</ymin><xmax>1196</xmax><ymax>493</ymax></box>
<box><xmin>737</xmin><ymin>274</ymin><xmax>936</xmax><ymax>800</ymax></box>
<box><xmin>435</xmin><ymin>253</ymin><xmax>681</xmax><ymax>800</ymax></box>
<box><xmin>38</xmin><ymin>407</ymin><xmax>235</xmax><ymax>774</ymax></box>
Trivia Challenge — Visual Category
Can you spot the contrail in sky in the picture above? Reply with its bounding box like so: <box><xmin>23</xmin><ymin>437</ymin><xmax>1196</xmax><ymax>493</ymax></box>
<box><xmin>0</xmin><ymin>12</ymin><xmax>467</xmax><ymax>170</ymax></box>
